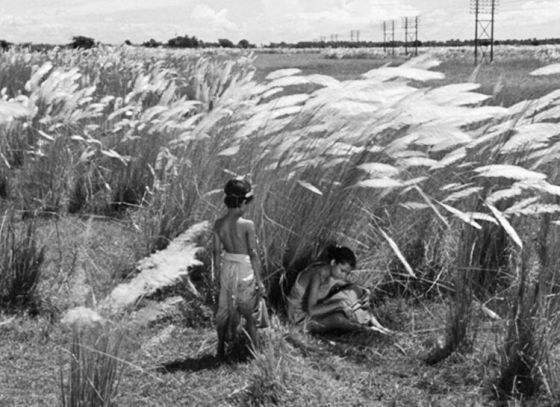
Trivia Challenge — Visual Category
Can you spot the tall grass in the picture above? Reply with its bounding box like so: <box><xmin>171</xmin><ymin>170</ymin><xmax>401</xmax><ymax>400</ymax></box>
<box><xmin>0</xmin><ymin>209</ymin><xmax>46</xmax><ymax>310</ymax></box>
<box><xmin>495</xmin><ymin>215</ymin><xmax>560</xmax><ymax>402</ymax></box>
<box><xmin>61</xmin><ymin>327</ymin><xmax>124</xmax><ymax>407</ymax></box>
<box><xmin>0</xmin><ymin>46</ymin><xmax>254</xmax><ymax>219</ymax></box>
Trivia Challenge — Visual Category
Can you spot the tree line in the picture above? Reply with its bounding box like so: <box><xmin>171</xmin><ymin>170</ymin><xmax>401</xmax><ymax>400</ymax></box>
<box><xmin>0</xmin><ymin>35</ymin><xmax>254</xmax><ymax>51</ymax></box>
<box><xmin>271</xmin><ymin>37</ymin><xmax>560</xmax><ymax>49</ymax></box>
<box><xmin>1</xmin><ymin>35</ymin><xmax>559</xmax><ymax>52</ymax></box>
<box><xmin>142</xmin><ymin>35</ymin><xmax>253</xmax><ymax>49</ymax></box>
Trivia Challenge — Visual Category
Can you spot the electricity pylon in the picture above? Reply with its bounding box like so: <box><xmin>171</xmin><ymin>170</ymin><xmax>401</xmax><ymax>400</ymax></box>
<box><xmin>470</xmin><ymin>0</ymin><xmax>498</xmax><ymax>64</ymax></box>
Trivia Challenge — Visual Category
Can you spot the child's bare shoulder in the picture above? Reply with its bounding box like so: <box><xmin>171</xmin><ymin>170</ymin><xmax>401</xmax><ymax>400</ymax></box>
<box><xmin>304</xmin><ymin>263</ymin><xmax>328</xmax><ymax>280</ymax></box>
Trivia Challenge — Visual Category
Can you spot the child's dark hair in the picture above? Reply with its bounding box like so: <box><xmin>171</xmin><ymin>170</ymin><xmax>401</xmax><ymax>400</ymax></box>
<box><xmin>223</xmin><ymin>178</ymin><xmax>254</xmax><ymax>208</ymax></box>
<box><xmin>224</xmin><ymin>194</ymin><xmax>253</xmax><ymax>208</ymax></box>
<box><xmin>324</xmin><ymin>245</ymin><xmax>356</xmax><ymax>268</ymax></box>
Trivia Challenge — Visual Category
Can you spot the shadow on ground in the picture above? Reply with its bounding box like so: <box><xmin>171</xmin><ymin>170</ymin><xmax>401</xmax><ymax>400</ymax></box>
<box><xmin>158</xmin><ymin>342</ymin><xmax>254</xmax><ymax>374</ymax></box>
<box><xmin>157</xmin><ymin>354</ymin><xmax>221</xmax><ymax>373</ymax></box>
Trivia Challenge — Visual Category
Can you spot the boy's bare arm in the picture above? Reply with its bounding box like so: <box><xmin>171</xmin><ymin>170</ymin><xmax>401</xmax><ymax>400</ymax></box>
<box><xmin>212</xmin><ymin>227</ymin><xmax>222</xmax><ymax>286</ymax></box>
<box><xmin>246</xmin><ymin>221</ymin><xmax>265</xmax><ymax>291</ymax></box>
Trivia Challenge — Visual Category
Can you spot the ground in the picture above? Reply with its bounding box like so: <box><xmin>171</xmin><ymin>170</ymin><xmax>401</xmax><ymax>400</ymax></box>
<box><xmin>1</xmin><ymin>295</ymin><xmax>514</xmax><ymax>407</ymax></box>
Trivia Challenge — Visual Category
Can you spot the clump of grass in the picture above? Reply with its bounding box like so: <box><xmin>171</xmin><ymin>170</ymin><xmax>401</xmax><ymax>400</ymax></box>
<box><xmin>496</xmin><ymin>217</ymin><xmax>560</xmax><ymax>402</ymax></box>
<box><xmin>0</xmin><ymin>209</ymin><xmax>46</xmax><ymax>311</ymax></box>
<box><xmin>425</xmin><ymin>225</ymin><xmax>477</xmax><ymax>365</ymax></box>
<box><xmin>231</xmin><ymin>325</ymin><xmax>295</xmax><ymax>406</ymax></box>
<box><xmin>496</xmin><ymin>247</ymin><xmax>540</xmax><ymax>400</ymax></box>
<box><xmin>244</xmin><ymin>343</ymin><xmax>291</xmax><ymax>405</ymax></box>
<box><xmin>61</xmin><ymin>326</ymin><xmax>124</xmax><ymax>407</ymax></box>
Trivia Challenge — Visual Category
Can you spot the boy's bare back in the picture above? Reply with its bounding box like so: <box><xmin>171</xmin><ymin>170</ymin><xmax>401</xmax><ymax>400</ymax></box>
<box><xmin>214</xmin><ymin>216</ymin><xmax>256</xmax><ymax>255</ymax></box>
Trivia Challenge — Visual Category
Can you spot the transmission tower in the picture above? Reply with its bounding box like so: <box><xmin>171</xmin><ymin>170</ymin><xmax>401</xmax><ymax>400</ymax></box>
<box><xmin>383</xmin><ymin>20</ymin><xmax>395</xmax><ymax>56</ymax></box>
<box><xmin>402</xmin><ymin>16</ymin><xmax>419</xmax><ymax>56</ymax></box>
<box><xmin>391</xmin><ymin>20</ymin><xmax>395</xmax><ymax>56</ymax></box>
<box><xmin>470</xmin><ymin>0</ymin><xmax>498</xmax><ymax>64</ymax></box>
<box><xmin>383</xmin><ymin>22</ymin><xmax>387</xmax><ymax>52</ymax></box>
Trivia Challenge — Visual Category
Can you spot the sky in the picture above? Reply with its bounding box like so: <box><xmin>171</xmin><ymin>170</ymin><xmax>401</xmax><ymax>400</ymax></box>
<box><xmin>0</xmin><ymin>0</ymin><xmax>558</xmax><ymax>45</ymax></box>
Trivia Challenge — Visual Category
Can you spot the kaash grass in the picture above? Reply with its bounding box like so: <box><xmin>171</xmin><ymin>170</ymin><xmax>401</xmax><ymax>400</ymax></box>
<box><xmin>212</xmin><ymin>178</ymin><xmax>265</xmax><ymax>359</ymax></box>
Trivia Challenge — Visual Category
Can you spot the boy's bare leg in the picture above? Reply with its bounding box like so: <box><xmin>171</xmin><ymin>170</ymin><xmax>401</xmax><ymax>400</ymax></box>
<box><xmin>217</xmin><ymin>318</ymin><xmax>228</xmax><ymax>359</ymax></box>
<box><xmin>246</xmin><ymin>317</ymin><xmax>259</xmax><ymax>353</ymax></box>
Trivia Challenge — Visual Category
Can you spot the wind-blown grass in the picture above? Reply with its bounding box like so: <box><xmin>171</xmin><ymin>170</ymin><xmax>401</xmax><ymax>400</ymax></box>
<box><xmin>0</xmin><ymin>46</ymin><xmax>255</xmax><ymax>217</ymax></box>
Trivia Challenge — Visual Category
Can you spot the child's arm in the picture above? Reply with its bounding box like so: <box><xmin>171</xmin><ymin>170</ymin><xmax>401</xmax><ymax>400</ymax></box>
<box><xmin>212</xmin><ymin>227</ymin><xmax>222</xmax><ymax>288</ymax></box>
<box><xmin>246</xmin><ymin>221</ymin><xmax>265</xmax><ymax>294</ymax></box>
<box><xmin>307</xmin><ymin>272</ymin><xmax>349</xmax><ymax>317</ymax></box>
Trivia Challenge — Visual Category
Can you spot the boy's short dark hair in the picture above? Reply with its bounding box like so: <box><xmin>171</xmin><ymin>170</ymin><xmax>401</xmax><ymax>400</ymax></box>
<box><xmin>224</xmin><ymin>178</ymin><xmax>254</xmax><ymax>208</ymax></box>
<box><xmin>323</xmin><ymin>245</ymin><xmax>356</xmax><ymax>268</ymax></box>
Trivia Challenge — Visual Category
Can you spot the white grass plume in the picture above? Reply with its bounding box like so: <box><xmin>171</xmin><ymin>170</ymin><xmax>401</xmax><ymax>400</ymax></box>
<box><xmin>0</xmin><ymin>100</ymin><xmax>31</xmax><ymax>124</ymax></box>
<box><xmin>100</xmin><ymin>221</ymin><xmax>208</xmax><ymax>313</ymax></box>
<box><xmin>442</xmin><ymin>186</ymin><xmax>483</xmax><ymax>203</ymax></box>
<box><xmin>474</xmin><ymin>165</ymin><xmax>547</xmax><ymax>181</ymax></box>
<box><xmin>486</xmin><ymin>203</ymin><xmax>523</xmax><ymax>249</ymax></box>
<box><xmin>530</xmin><ymin>63</ymin><xmax>560</xmax><ymax>76</ymax></box>
<box><xmin>501</xmin><ymin>123</ymin><xmax>560</xmax><ymax>153</ymax></box>
<box><xmin>265</xmin><ymin>68</ymin><xmax>302</xmax><ymax>81</ymax></box>
<box><xmin>62</xmin><ymin>221</ymin><xmax>209</xmax><ymax>327</ymax></box>
<box><xmin>378</xmin><ymin>228</ymin><xmax>416</xmax><ymax>278</ymax></box>
<box><xmin>61</xmin><ymin>306</ymin><xmax>105</xmax><ymax>328</ymax></box>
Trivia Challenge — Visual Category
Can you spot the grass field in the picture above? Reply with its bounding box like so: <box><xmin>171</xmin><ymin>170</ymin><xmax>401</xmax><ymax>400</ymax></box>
<box><xmin>2</xmin><ymin>45</ymin><xmax>560</xmax><ymax>406</ymax></box>
<box><xmin>254</xmin><ymin>49</ymin><xmax>560</xmax><ymax>106</ymax></box>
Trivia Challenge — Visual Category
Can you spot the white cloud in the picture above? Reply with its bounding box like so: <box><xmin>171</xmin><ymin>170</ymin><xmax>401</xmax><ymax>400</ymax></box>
<box><xmin>0</xmin><ymin>14</ymin><xmax>33</xmax><ymax>27</ymax></box>
<box><xmin>55</xmin><ymin>0</ymin><xmax>189</xmax><ymax>18</ymax></box>
<box><xmin>250</xmin><ymin>0</ymin><xmax>418</xmax><ymax>42</ymax></box>
<box><xmin>499</xmin><ymin>1</ymin><xmax>560</xmax><ymax>27</ymax></box>
<box><xmin>191</xmin><ymin>4</ymin><xmax>237</xmax><ymax>31</ymax></box>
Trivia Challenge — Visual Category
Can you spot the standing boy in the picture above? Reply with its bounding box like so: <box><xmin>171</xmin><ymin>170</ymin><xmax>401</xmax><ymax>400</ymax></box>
<box><xmin>213</xmin><ymin>178</ymin><xmax>265</xmax><ymax>359</ymax></box>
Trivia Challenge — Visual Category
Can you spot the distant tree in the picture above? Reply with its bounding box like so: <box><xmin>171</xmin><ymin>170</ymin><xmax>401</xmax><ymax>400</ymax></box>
<box><xmin>167</xmin><ymin>35</ymin><xmax>200</xmax><ymax>48</ymax></box>
<box><xmin>218</xmin><ymin>38</ymin><xmax>235</xmax><ymax>48</ymax></box>
<box><xmin>237</xmin><ymin>39</ymin><xmax>251</xmax><ymax>49</ymax></box>
<box><xmin>0</xmin><ymin>40</ymin><xmax>11</xmax><ymax>51</ymax></box>
<box><xmin>70</xmin><ymin>35</ymin><xmax>96</xmax><ymax>49</ymax></box>
<box><xmin>124</xmin><ymin>39</ymin><xmax>132</xmax><ymax>46</ymax></box>
<box><xmin>142</xmin><ymin>38</ymin><xmax>162</xmax><ymax>48</ymax></box>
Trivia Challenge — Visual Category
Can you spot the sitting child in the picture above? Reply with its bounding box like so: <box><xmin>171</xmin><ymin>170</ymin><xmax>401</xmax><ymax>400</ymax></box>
<box><xmin>286</xmin><ymin>245</ymin><xmax>390</xmax><ymax>334</ymax></box>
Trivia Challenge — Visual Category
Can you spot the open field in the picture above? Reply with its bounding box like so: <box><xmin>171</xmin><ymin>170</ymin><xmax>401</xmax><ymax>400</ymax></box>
<box><xmin>2</xmin><ymin>45</ymin><xmax>560</xmax><ymax>406</ymax></box>
<box><xmin>253</xmin><ymin>52</ymin><xmax>398</xmax><ymax>82</ymax></box>
<box><xmin>254</xmin><ymin>48</ymin><xmax>560</xmax><ymax>106</ymax></box>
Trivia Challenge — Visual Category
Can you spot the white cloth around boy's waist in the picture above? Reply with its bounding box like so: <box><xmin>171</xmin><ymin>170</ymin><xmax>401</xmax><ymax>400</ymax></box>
<box><xmin>222</xmin><ymin>252</ymin><xmax>251</xmax><ymax>264</ymax></box>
